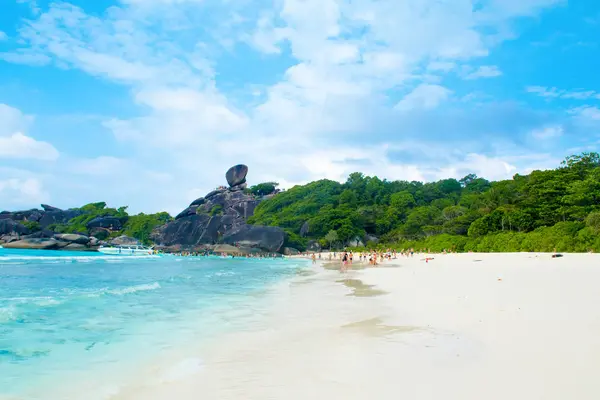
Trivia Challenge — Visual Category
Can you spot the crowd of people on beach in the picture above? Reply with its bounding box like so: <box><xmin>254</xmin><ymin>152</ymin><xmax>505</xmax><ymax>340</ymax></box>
<box><xmin>305</xmin><ymin>247</ymin><xmax>459</xmax><ymax>272</ymax></box>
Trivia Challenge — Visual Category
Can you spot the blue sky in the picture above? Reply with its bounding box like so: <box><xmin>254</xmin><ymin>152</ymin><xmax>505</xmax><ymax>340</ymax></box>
<box><xmin>0</xmin><ymin>0</ymin><xmax>599</xmax><ymax>215</ymax></box>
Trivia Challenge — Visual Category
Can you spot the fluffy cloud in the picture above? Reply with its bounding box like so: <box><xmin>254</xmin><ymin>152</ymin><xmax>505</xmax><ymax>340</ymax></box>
<box><xmin>0</xmin><ymin>0</ymin><xmax>576</xmax><ymax>213</ymax></box>
<box><xmin>395</xmin><ymin>84</ymin><xmax>452</xmax><ymax>111</ymax></box>
<box><xmin>526</xmin><ymin>86</ymin><xmax>600</xmax><ymax>100</ymax></box>
<box><xmin>464</xmin><ymin>65</ymin><xmax>502</xmax><ymax>80</ymax></box>
<box><xmin>0</xmin><ymin>178</ymin><xmax>48</xmax><ymax>207</ymax></box>
<box><xmin>0</xmin><ymin>104</ymin><xmax>59</xmax><ymax>161</ymax></box>
<box><xmin>531</xmin><ymin>125</ymin><xmax>564</xmax><ymax>140</ymax></box>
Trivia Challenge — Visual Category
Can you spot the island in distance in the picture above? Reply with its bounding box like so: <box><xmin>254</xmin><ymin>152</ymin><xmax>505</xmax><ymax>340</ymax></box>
<box><xmin>0</xmin><ymin>165</ymin><xmax>288</xmax><ymax>254</ymax></box>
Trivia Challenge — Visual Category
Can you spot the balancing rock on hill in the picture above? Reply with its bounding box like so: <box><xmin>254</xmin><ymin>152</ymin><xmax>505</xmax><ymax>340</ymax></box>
<box><xmin>151</xmin><ymin>164</ymin><xmax>285</xmax><ymax>253</ymax></box>
<box><xmin>226</xmin><ymin>164</ymin><xmax>248</xmax><ymax>188</ymax></box>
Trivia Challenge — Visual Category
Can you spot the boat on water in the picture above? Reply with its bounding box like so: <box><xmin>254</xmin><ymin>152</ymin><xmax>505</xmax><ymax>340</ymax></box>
<box><xmin>97</xmin><ymin>245</ymin><xmax>155</xmax><ymax>256</ymax></box>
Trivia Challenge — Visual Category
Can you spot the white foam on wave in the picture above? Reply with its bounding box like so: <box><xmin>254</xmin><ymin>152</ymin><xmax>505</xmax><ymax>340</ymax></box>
<box><xmin>108</xmin><ymin>282</ymin><xmax>161</xmax><ymax>296</ymax></box>
<box><xmin>0</xmin><ymin>255</ymin><xmax>160</xmax><ymax>263</ymax></box>
<box><xmin>0</xmin><ymin>305</ymin><xmax>16</xmax><ymax>323</ymax></box>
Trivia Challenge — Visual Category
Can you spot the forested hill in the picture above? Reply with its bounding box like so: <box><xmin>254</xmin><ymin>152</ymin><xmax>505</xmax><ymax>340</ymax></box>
<box><xmin>248</xmin><ymin>153</ymin><xmax>600</xmax><ymax>253</ymax></box>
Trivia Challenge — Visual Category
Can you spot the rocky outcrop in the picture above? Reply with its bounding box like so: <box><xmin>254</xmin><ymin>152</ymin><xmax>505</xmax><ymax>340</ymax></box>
<box><xmin>35</xmin><ymin>206</ymin><xmax>85</xmax><ymax>228</ymax></box>
<box><xmin>221</xmin><ymin>225</ymin><xmax>285</xmax><ymax>253</ymax></box>
<box><xmin>213</xmin><ymin>244</ymin><xmax>245</xmax><ymax>255</ymax></box>
<box><xmin>0</xmin><ymin>219</ymin><xmax>30</xmax><ymax>235</ymax></box>
<box><xmin>151</xmin><ymin>165</ymin><xmax>285</xmax><ymax>253</ymax></box>
<box><xmin>307</xmin><ymin>240</ymin><xmax>321</xmax><ymax>252</ymax></box>
<box><xmin>54</xmin><ymin>233</ymin><xmax>90</xmax><ymax>245</ymax></box>
<box><xmin>284</xmin><ymin>247</ymin><xmax>300</xmax><ymax>255</ymax></box>
<box><xmin>4</xmin><ymin>238</ymin><xmax>61</xmax><ymax>250</ymax></box>
<box><xmin>86</xmin><ymin>216</ymin><xmax>123</xmax><ymax>231</ymax></box>
<box><xmin>110</xmin><ymin>235</ymin><xmax>139</xmax><ymax>246</ymax></box>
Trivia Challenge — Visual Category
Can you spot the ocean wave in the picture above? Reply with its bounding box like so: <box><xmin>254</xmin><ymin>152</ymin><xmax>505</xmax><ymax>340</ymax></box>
<box><xmin>0</xmin><ymin>305</ymin><xmax>16</xmax><ymax>323</ymax></box>
<box><xmin>0</xmin><ymin>255</ymin><xmax>160</xmax><ymax>264</ymax></box>
<box><xmin>107</xmin><ymin>282</ymin><xmax>161</xmax><ymax>296</ymax></box>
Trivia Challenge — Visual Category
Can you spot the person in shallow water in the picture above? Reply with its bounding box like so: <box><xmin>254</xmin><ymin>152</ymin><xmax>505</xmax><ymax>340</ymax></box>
<box><xmin>341</xmin><ymin>252</ymin><xmax>349</xmax><ymax>272</ymax></box>
<box><xmin>311</xmin><ymin>253</ymin><xmax>316</xmax><ymax>264</ymax></box>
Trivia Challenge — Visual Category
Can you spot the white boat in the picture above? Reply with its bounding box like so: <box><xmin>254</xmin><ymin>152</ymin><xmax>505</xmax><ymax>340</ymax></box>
<box><xmin>97</xmin><ymin>245</ymin><xmax>155</xmax><ymax>256</ymax></box>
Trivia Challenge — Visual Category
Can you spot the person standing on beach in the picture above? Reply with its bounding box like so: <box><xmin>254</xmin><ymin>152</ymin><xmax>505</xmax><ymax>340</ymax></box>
<box><xmin>341</xmin><ymin>252</ymin><xmax>349</xmax><ymax>272</ymax></box>
<box><xmin>311</xmin><ymin>253</ymin><xmax>316</xmax><ymax>264</ymax></box>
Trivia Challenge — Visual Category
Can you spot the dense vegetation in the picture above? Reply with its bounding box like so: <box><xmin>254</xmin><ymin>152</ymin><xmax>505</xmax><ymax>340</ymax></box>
<box><xmin>47</xmin><ymin>202</ymin><xmax>172</xmax><ymax>244</ymax></box>
<box><xmin>248</xmin><ymin>153</ymin><xmax>600</xmax><ymax>253</ymax></box>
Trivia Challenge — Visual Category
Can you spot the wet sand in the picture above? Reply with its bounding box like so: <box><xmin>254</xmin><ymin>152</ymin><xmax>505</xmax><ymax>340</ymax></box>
<box><xmin>111</xmin><ymin>252</ymin><xmax>600</xmax><ymax>400</ymax></box>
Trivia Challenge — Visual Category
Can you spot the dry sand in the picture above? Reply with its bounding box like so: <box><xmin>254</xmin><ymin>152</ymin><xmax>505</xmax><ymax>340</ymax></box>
<box><xmin>113</xmin><ymin>252</ymin><xmax>600</xmax><ymax>400</ymax></box>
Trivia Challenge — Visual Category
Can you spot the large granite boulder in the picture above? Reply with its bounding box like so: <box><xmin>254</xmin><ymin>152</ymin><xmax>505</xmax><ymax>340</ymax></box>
<box><xmin>151</xmin><ymin>164</ymin><xmax>285</xmax><ymax>253</ymax></box>
<box><xmin>175</xmin><ymin>206</ymin><xmax>198</xmax><ymax>220</ymax></box>
<box><xmin>38</xmin><ymin>209</ymin><xmax>85</xmax><ymax>228</ymax></box>
<box><xmin>86</xmin><ymin>216</ymin><xmax>123</xmax><ymax>231</ymax></box>
<box><xmin>41</xmin><ymin>204</ymin><xmax>62</xmax><ymax>212</ymax></box>
<box><xmin>213</xmin><ymin>244</ymin><xmax>244</xmax><ymax>255</ymax></box>
<box><xmin>226</xmin><ymin>164</ymin><xmax>248</xmax><ymax>187</ymax></box>
<box><xmin>110</xmin><ymin>235</ymin><xmax>140</xmax><ymax>246</ymax></box>
<box><xmin>151</xmin><ymin>214</ymin><xmax>211</xmax><ymax>247</ymax></box>
<box><xmin>3</xmin><ymin>238</ymin><xmax>61</xmax><ymax>250</ymax></box>
<box><xmin>54</xmin><ymin>233</ymin><xmax>90</xmax><ymax>245</ymax></box>
<box><xmin>0</xmin><ymin>219</ymin><xmax>29</xmax><ymax>235</ymax></box>
<box><xmin>221</xmin><ymin>225</ymin><xmax>285</xmax><ymax>253</ymax></box>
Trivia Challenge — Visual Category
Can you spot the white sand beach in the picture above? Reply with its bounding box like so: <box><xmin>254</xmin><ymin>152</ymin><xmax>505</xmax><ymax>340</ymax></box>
<box><xmin>112</xmin><ymin>253</ymin><xmax>600</xmax><ymax>400</ymax></box>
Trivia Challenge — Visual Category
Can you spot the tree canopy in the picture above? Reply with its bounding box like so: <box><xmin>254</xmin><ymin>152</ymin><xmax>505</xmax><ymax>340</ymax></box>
<box><xmin>248</xmin><ymin>152</ymin><xmax>600</xmax><ymax>252</ymax></box>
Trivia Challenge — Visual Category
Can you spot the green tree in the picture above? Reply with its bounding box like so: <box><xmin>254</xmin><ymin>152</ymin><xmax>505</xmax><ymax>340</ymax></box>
<box><xmin>325</xmin><ymin>230</ymin><xmax>339</xmax><ymax>249</ymax></box>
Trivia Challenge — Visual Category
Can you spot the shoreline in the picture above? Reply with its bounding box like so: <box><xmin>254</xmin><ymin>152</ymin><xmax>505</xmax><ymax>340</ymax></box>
<box><xmin>111</xmin><ymin>252</ymin><xmax>600</xmax><ymax>400</ymax></box>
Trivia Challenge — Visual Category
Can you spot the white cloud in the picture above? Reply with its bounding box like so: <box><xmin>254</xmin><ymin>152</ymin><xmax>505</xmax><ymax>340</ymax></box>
<box><xmin>435</xmin><ymin>153</ymin><xmax>517</xmax><ymax>181</ymax></box>
<box><xmin>0</xmin><ymin>175</ymin><xmax>49</xmax><ymax>210</ymax></box>
<box><xmin>527</xmin><ymin>86</ymin><xmax>600</xmax><ymax>100</ymax></box>
<box><xmin>0</xmin><ymin>104</ymin><xmax>60</xmax><ymax>161</ymax></box>
<box><xmin>427</xmin><ymin>61</ymin><xmax>456</xmax><ymax>72</ymax></box>
<box><xmin>464</xmin><ymin>65</ymin><xmax>502</xmax><ymax>80</ymax></box>
<box><xmin>0</xmin><ymin>0</ymin><xmax>570</xmax><ymax>213</ymax></box>
<box><xmin>395</xmin><ymin>84</ymin><xmax>452</xmax><ymax>111</ymax></box>
<box><xmin>531</xmin><ymin>125</ymin><xmax>564</xmax><ymax>140</ymax></box>
<box><xmin>0</xmin><ymin>132</ymin><xmax>60</xmax><ymax>161</ymax></box>
<box><xmin>0</xmin><ymin>31</ymin><xmax>7</xmax><ymax>41</ymax></box>
<box><xmin>570</xmin><ymin>106</ymin><xmax>600</xmax><ymax>121</ymax></box>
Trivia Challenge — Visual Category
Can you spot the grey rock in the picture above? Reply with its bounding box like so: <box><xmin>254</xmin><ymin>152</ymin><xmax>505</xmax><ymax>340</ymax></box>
<box><xmin>86</xmin><ymin>216</ymin><xmax>123</xmax><ymax>231</ymax></box>
<box><xmin>23</xmin><ymin>230</ymin><xmax>54</xmax><ymax>239</ymax></box>
<box><xmin>0</xmin><ymin>219</ymin><xmax>29</xmax><ymax>235</ymax></box>
<box><xmin>176</xmin><ymin>206</ymin><xmax>198</xmax><ymax>220</ymax></box>
<box><xmin>41</xmin><ymin>204</ymin><xmax>62</xmax><ymax>212</ymax></box>
<box><xmin>225</xmin><ymin>164</ymin><xmax>248</xmax><ymax>187</ymax></box>
<box><xmin>221</xmin><ymin>225</ymin><xmax>285</xmax><ymax>253</ymax></box>
<box><xmin>151</xmin><ymin>214</ymin><xmax>211</xmax><ymax>247</ymax></box>
<box><xmin>205</xmin><ymin>189</ymin><xmax>226</xmax><ymax>200</ymax></box>
<box><xmin>54</xmin><ymin>233</ymin><xmax>90</xmax><ymax>245</ymax></box>
<box><xmin>307</xmin><ymin>240</ymin><xmax>321</xmax><ymax>252</ymax></box>
<box><xmin>62</xmin><ymin>243</ymin><xmax>90</xmax><ymax>251</ymax></box>
<box><xmin>0</xmin><ymin>233</ymin><xmax>21</xmax><ymax>243</ymax></box>
<box><xmin>300</xmin><ymin>221</ymin><xmax>310</xmax><ymax>237</ymax></box>
<box><xmin>3</xmin><ymin>238</ymin><xmax>60</xmax><ymax>250</ymax></box>
<box><xmin>229</xmin><ymin>182</ymin><xmax>247</xmax><ymax>192</ymax></box>
<box><xmin>110</xmin><ymin>235</ymin><xmax>140</xmax><ymax>246</ymax></box>
<box><xmin>89</xmin><ymin>228</ymin><xmax>109</xmax><ymax>240</ymax></box>
<box><xmin>347</xmin><ymin>237</ymin><xmax>364</xmax><ymax>247</ymax></box>
<box><xmin>284</xmin><ymin>247</ymin><xmax>300</xmax><ymax>255</ymax></box>
<box><xmin>189</xmin><ymin>197</ymin><xmax>205</xmax><ymax>207</ymax></box>
<box><xmin>38</xmin><ymin>209</ymin><xmax>85</xmax><ymax>228</ymax></box>
<box><xmin>213</xmin><ymin>244</ymin><xmax>243</xmax><ymax>254</ymax></box>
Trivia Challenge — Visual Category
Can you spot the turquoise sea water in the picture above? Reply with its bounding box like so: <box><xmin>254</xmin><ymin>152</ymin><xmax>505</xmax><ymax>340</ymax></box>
<box><xmin>0</xmin><ymin>249</ymin><xmax>305</xmax><ymax>399</ymax></box>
